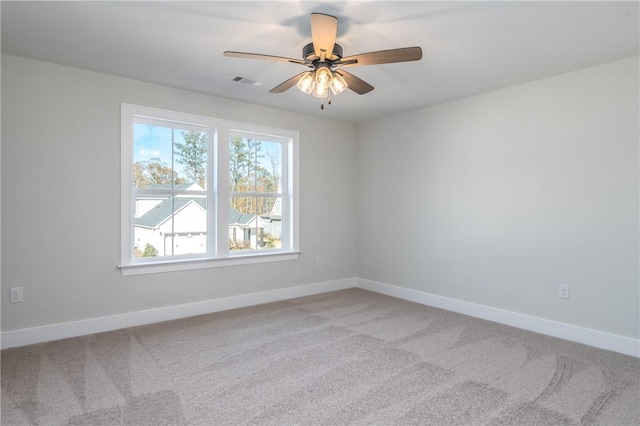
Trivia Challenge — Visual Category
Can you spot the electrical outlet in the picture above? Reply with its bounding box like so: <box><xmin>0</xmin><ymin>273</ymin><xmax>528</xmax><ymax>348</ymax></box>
<box><xmin>10</xmin><ymin>287</ymin><xmax>23</xmax><ymax>303</ymax></box>
<box><xmin>558</xmin><ymin>284</ymin><xmax>570</xmax><ymax>299</ymax></box>
<box><xmin>315</xmin><ymin>256</ymin><xmax>322</xmax><ymax>267</ymax></box>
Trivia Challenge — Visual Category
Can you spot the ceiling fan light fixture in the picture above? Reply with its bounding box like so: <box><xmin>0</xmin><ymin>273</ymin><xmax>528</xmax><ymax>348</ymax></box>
<box><xmin>226</xmin><ymin>13</ymin><xmax>422</xmax><ymax>100</ymax></box>
<box><xmin>312</xmin><ymin>83</ymin><xmax>329</xmax><ymax>98</ymax></box>
<box><xmin>315</xmin><ymin>66</ymin><xmax>332</xmax><ymax>90</ymax></box>
<box><xmin>296</xmin><ymin>71</ymin><xmax>316</xmax><ymax>94</ymax></box>
<box><xmin>330</xmin><ymin>72</ymin><xmax>348</xmax><ymax>95</ymax></box>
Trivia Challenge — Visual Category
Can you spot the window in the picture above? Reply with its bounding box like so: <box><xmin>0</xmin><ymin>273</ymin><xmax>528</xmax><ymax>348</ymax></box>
<box><xmin>120</xmin><ymin>104</ymin><xmax>299</xmax><ymax>275</ymax></box>
<box><xmin>229</xmin><ymin>133</ymin><xmax>286</xmax><ymax>252</ymax></box>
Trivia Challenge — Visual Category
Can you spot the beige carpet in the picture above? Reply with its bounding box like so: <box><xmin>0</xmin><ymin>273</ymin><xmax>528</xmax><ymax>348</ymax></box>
<box><xmin>2</xmin><ymin>288</ymin><xmax>638</xmax><ymax>425</ymax></box>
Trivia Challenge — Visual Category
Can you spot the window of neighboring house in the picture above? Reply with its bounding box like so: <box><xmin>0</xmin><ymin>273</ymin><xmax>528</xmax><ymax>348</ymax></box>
<box><xmin>120</xmin><ymin>104</ymin><xmax>299</xmax><ymax>275</ymax></box>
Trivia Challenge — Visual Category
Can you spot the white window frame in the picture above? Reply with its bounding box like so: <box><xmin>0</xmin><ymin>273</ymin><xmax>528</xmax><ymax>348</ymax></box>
<box><xmin>120</xmin><ymin>104</ymin><xmax>299</xmax><ymax>275</ymax></box>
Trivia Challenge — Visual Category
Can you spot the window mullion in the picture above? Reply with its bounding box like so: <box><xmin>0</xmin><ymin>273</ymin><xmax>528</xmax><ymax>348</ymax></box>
<box><xmin>206</xmin><ymin>128</ymin><xmax>216</xmax><ymax>258</ymax></box>
<box><xmin>230</xmin><ymin>191</ymin><xmax>281</xmax><ymax>198</ymax></box>
<box><xmin>217</xmin><ymin>127</ymin><xmax>230</xmax><ymax>257</ymax></box>
<box><xmin>170</xmin><ymin>129</ymin><xmax>175</xmax><ymax>257</ymax></box>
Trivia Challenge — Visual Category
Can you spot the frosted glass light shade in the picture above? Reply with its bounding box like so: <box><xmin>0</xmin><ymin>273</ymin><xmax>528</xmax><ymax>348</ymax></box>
<box><xmin>315</xmin><ymin>67</ymin><xmax>332</xmax><ymax>90</ymax></box>
<box><xmin>296</xmin><ymin>72</ymin><xmax>316</xmax><ymax>94</ymax></box>
<box><xmin>312</xmin><ymin>83</ymin><xmax>329</xmax><ymax>98</ymax></box>
<box><xmin>330</xmin><ymin>72</ymin><xmax>348</xmax><ymax>95</ymax></box>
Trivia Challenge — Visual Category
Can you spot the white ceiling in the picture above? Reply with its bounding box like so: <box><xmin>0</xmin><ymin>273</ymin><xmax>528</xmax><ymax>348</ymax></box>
<box><xmin>2</xmin><ymin>1</ymin><xmax>638</xmax><ymax>123</ymax></box>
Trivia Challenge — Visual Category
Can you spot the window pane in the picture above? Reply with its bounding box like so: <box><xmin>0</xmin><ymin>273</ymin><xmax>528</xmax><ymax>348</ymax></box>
<box><xmin>229</xmin><ymin>196</ymin><xmax>281</xmax><ymax>251</ymax></box>
<box><xmin>173</xmin><ymin>129</ymin><xmax>208</xmax><ymax>190</ymax></box>
<box><xmin>261</xmin><ymin>197</ymin><xmax>282</xmax><ymax>249</ymax></box>
<box><xmin>229</xmin><ymin>137</ymin><xmax>282</xmax><ymax>194</ymax></box>
<box><xmin>134</xmin><ymin>195</ymin><xmax>207</xmax><ymax>258</ymax></box>
<box><xmin>261</xmin><ymin>141</ymin><xmax>283</xmax><ymax>194</ymax></box>
<box><xmin>133</xmin><ymin>123</ymin><xmax>208</xmax><ymax>191</ymax></box>
<box><xmin>133</xmin><ymin>123</ymin><xmax>174</xmax><ymax>189</ymax></box>
<box><xmin>229</xmin><ymin>136</ymin><xmax>256</xmax><ymax>192</ymax></box>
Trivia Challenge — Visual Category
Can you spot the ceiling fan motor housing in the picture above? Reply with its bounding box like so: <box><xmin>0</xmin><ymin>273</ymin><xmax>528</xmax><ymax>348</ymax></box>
<box><xmin>303</xmin><ymin>42</ymin><xmax>343</xmax><ymax>62</ymax></box>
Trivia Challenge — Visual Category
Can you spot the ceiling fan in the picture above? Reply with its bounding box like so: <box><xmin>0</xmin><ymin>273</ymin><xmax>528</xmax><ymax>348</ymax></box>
<box><xmin>224</xmin><ymin>13</ymin><xmax>422</xmax><ymax>107</ymax></box>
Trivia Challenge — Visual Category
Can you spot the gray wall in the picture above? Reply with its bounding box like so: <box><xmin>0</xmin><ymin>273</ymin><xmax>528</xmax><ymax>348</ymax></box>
<box><xmin>1</xmin><ymin>54</ymin><xmax>358</xmax><ymax>331</ymax></box>
<box><xmin>357</xmin><ymin>56</ymin><xmax>639</xmax><ymax>339</ymax></box>
<box><xmin>3</xmin><ymin>54</ymin><xmax>638</xmax><ymax>341</ymax></box>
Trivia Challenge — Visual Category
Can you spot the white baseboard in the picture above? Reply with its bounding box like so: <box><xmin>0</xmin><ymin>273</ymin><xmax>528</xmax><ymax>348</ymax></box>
<box><xmin>3</xmin><ymin>276</ymin><xmax>637</xmax><ymax>358</ymax></box>
<box><xmin>356</xmin><ymin>278</ymin><xmax>639</xmax><ymax>358</ymax></box>
<box><xmin>0</xmin><ymin>278</ymin><xmax>356</xmax><ymax>350</ymax></box>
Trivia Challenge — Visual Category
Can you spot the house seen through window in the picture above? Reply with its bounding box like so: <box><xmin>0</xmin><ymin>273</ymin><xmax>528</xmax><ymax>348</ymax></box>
<box><xmin>133</xmin><ymin>124</ymin><xmax>209</xmax><ymax>258</ymax></box>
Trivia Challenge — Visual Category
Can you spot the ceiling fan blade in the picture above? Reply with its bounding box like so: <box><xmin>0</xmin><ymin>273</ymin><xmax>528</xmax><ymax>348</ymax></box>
<box><xmin>339</xmin><ymin>46</ymin><xmax>423</xmax><ymax>67</ymax></box>
<box><xmin>335</xmin><ymin>70</ymin><xmax>374</xmax><ymax>95</ymax></box>
<box><xmin>310</xmin><ymin>13</ymin><xmax>338</xmax><ymax>60</ymax></box>
<box><xmin>269</xmin><ymin>72</ymin><xmax>307</xmax><ymax>93</ymax></box>
<box><xmin>224</xmin><ymin>51</ymin><xmax>307</xmax><ymax>66</ymax></box>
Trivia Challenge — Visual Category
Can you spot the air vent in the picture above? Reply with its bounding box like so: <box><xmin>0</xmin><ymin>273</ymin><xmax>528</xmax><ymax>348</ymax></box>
<box><xmin>232</xmin><ymin>76</ymin><xmax>262</xmax><ymax>86</ymax></box>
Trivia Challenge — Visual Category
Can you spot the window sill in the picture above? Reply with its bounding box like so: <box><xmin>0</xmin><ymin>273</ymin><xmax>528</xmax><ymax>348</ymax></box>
<box><xmin>119</xmin><ymin>251</ymin><xmax>301</xmax><ymax>276</ymax></box>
